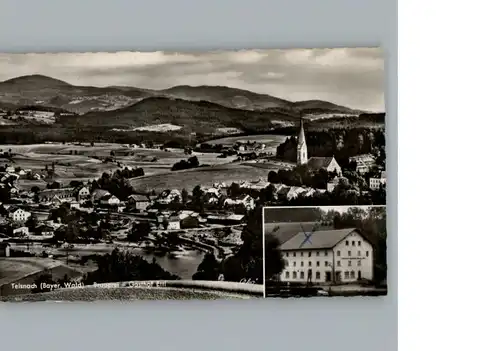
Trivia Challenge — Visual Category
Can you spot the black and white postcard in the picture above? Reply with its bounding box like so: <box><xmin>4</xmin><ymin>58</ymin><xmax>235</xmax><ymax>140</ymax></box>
<box><xmin>0</xmin><ymin>48</ymin><xmax>385</xmax><ymax>301</ymax></box>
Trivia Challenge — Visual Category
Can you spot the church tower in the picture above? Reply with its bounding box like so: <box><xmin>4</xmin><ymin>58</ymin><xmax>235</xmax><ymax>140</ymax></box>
<box><xmin>297</xmin><ymin>117</ymin><xmax>308</xmax><ymax>165</ymax></box>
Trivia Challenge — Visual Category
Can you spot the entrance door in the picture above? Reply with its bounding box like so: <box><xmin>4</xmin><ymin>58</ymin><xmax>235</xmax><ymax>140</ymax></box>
<box><xmin>335</xmin><ymin>271</ymin><xmax>341</xmax><ymax>283</ymax></box>
<box><xmin>325</xmin><ymin>271</ymin><xmax>332</xmax><ymax>282</ymax></box>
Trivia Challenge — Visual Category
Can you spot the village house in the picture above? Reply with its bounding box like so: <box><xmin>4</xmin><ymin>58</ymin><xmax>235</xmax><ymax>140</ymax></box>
<box><xmin>327</xmin><ymin>177</ymin><xmax>341</xmax><ymax>192</ymax></box>
<box><xmin>207</xmin><ymin>214</ymin><xmax>245</xmax><ymax>225</ymax></box>
<box><xmin>13</xmin><ymin>226</ymin><xmax>29</xmax><ymax>237</ymax></box>
<box><xmin>369</xmin><ymin>171</ymin><xmax>387</xmax><ymax>190</ymax></box>
<box><xmin>180</xmin><ymin>215</ymin><xmax>200</xmax><ymax>229</ymax></box>
<box><xmin>167</xmin><ymin>216</ymin><xmax>181</xmax><ymax>230</ymax></box>
<box><xmin>39</xmin><ymin>188</ymin><xmax>75</xmax><ymax>203</ymax></box>
<box><xmin>8</xmin><ymin>207</ymin><xmax>31</xmax><ymax>222</ymax></box>
<box><xmin>34</xmin><ymin>224</ymin><xmax>55</xmax><ymax>236</ymax></box>
<box><xmin>201</xmin><ymin>187</ymin><xmax>220</xmax><ymax>205</ymax></box>
<box><xmin>100</xmin><ymin>194</ymin><xmax>121</xmax><ymax>207</ymax></box>
<box><xmin>224</xmin><ymin>194</ymin><xmax>255</xmax><ymax>211</ymax></box>
<box><xmin>163</xmin><ymin>189</ymin><xmax>181</xmax><ymax>204</ymax></box>
<box><xmin>77</xmin><ymin>186</ymin><xmax>91</xmax><ymax>201</ymax></box>
<box><xmin>349</xmin><ymin>154</ymin><xmax>376</xmax><ymax>174</ymax></box>
<box><xmin>0</xmin><ymin>242</ymin><xmax>10</xmax><ymax>257</ymax></box>
<box><xmin>91</xmin><ymin>189</ymin><xmax>111</xmax><ymax>204</ymax></box>
<box><xmin>279</xmin><ymin>228</ymin><xmax>374</xmax><ymax>284</ymax></box>
<box><xmin>128</xmin><ymin>194</ymin><xmax>150</xmax><ymax>212</ymax></box>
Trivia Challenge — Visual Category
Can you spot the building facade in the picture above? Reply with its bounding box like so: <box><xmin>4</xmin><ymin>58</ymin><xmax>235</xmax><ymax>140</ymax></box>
<box><xmin>8</xmin><ymin>208</ymin><xmax>31</xmax><ymax>222</ymax></box>
<box><xmin>279</xmin><ymin>228</ymin><xmax>374</xmax><ymax>284</ymax></box>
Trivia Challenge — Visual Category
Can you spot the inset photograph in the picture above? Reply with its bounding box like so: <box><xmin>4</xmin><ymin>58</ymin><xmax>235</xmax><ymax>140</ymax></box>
<box><xmin>264</xmin><ymin>205</ymin><xmax>387</xmax><ymax>297</ymax></box>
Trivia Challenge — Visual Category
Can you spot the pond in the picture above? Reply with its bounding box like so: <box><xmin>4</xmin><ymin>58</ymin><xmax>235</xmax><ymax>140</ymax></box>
<box><xmin>8</xmin><ymin>242</ymin><xmax>205</xmax><ymax>280</ymax></box>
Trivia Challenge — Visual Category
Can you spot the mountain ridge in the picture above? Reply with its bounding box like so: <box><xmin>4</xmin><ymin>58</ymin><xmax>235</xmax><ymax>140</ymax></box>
<box><xmin>0</xmin><ymin>74</ymin><xmax>365</xmax><ymax>115</ymax></box>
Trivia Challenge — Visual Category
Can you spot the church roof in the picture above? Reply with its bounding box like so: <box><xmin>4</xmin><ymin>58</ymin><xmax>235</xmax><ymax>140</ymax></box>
<box><xmin>307</xmin><ymin>157</ymin><xmax>336</xmax><ymax>170</ymax></box>
<box><xmin>297</xmin><ymin>118</ymin><xmax>306</xmax><ymax>145</ymax></box>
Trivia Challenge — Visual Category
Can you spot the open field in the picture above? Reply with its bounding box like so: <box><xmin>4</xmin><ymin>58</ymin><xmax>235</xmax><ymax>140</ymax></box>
<box><xmin>2</xmin><ymin>143</ymin><xmax>243</xmax><ymax>189</ymax></box>
<box><xmin>130</xmin><ymin>162</ymin><xmax>278</xmax><ymax>192</ymax></box>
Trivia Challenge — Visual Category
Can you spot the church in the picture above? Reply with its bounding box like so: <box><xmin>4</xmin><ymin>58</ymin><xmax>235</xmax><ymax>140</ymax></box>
<box><xmin>296</xmin><ymin>118</ymin><xmax>342</xmax><ymax>176</ymax></box>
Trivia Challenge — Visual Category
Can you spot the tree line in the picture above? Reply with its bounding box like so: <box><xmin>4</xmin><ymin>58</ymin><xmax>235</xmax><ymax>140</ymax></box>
<box><xmin>276</xmin><ymin>127</ymin><xmax>385</xmax><ymax>168</ymax></box>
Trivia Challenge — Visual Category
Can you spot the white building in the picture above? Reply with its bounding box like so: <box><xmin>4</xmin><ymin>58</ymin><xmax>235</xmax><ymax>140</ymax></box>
<box><xmin>77</xmin><ymin>186</ymin><xmax>91</xmax><ymax>200</ymax></box>
<box><xmin>8</xmin><ymin>208</ymin><xmax>31</xmax><ymax>222</ymax></box>
<box><xmin>224</xmin><ymin>194</ymin><xmax>255</xmax><ymax>210</ymax></box>
<box><xmin>279</xmin><ymin>228</ymin><xmax>374</xmax><ymax>284</ymax></box>
<box><xmin>369</xmin><ymin>171</ymin><xmax>387</xmax><ymax>190</ymax></box>
<box><xmin>13</xmin><ymin>226</ymin><xmax>29</xmax><ymax>237</ymax></box>
<box><xmin>100</xmin><ymin>194</ymin><xmax>120</xmax><ymax>206</ymax></box>
<box><xmin>167</xmin><ymin>216</ymin><xmax>181</xmax><ymax>230</ymax></box>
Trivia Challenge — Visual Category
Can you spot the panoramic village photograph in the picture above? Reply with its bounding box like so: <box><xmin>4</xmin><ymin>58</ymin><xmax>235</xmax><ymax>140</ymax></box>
<box><xmin>0</xmin><ymin>48</ymin><xmax>385</xmax><ymax>301</ymax></box>
<box><xmin>264</xmin><ymin>205</ymin><xmax>388</xmax><ymax>297</ymax></box>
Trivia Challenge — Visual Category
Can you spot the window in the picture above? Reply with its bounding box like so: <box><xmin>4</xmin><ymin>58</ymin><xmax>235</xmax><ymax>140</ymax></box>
<box><xmin>300</xmin><ymin>262</ymin><xmax>304</xmax><ymax>267</ymax></box>
<box><xmin>316</xmin><ymin>251</ymin><xmax>320</xmax><ymax>257</ymax></box>
<box><xmin>337</xmin><ymin>250</ymin><xmax>340</xmax><ymax>256</ymax></box>
<box><xmin>316</xmin><ymin>271</ymin><xmax>321</xmax><ymax>280</ymax></box>
<box><xmin>348</xmin><ymin>251</ymin><xmax>351</xmax><ymax>256</ymax></box>
<box><xmin>352</xmin><ymin>241</ymin><xmax>355</xmax><ymax>246</ymax></box>
<box><xmin>285</xmin><ymin>272</ymin><xmax>290</xmax><ymax>279</ymax></box>
<box><xmin>358</xmin><ymin>251</ymin><xmax>361</xmax><ymax>256</ymax></box>
<box><xmin>308</xmin><ymin>252</ymin><xmax>312</xmax><ymax>257</ymax></box>
<box><xmin>358</xmin><ymin>241</ymin><xmax>361</xmax><ymax>246</ymax></box>
<box><xmin>286</xmin><ymin>252</ymin><xmax>289</xmax><ymax>257</ymax></box>
<box><xmin>346</xmin><ymin>241</ymin><xmax>349</xmax><ymax>246</ymax></box>
<box><xmin>308</xmin><ymin>261</ymin><xmax>312</xmax><ymax>267</ymax></box>
<box><xmin>324</xmin><ymin>250</ymin><xmax>328</xmax><ymax>256</ymax></box>
<box><xmin>292</xmin><ymin>272</ymin><xmax>297</xmax><ymax>279</ymax></box>
<box><xmin>344</xmin><ymin>271</ymin><xmax>349</xmax><ymax>279</ymax></box>
<box><xmin>337</xmin><ymin>261</ymin><xmax>341</xmax><ymax>267</ymax></box>
<box><xmin>316</xmin><ymin>261</ymin><xmax>320</xmax><ymax>267</ymax></box>
<box><xmin>358</xmin><ymin>260</ymin><xmax>361</xmax><ymax>266</ymax></box>
<box><xmin>366</xmin><ymin>251</ymin><xmax>369</xmax><ymax>257</ymax></box>
<box><xmin>300</xmin><ymin>272</ymin><xmax>304</xmax><ymax>279</ymax></box>
<box><xmin>293</xmin><ymin>252</ymin><xmax>296</xmax><ymax>257</ymax></box>
<box><xmin>350</xmin><ymin>271</ymin><xmax>355</xmax><ymax>279</ymax></box>
<box><xmin>293</xmin><ymin>262</ymin><xmax>296</xmax><ymax>267</ymax></box>
<box><xmin>348</xmin><ymin>261</ymin><xmax>352</xmax><ymax>266</ymax></box>
<box><xmin>325</xmin><ymin>261</ymin><xmax>329</xmax><ymax>267</ymax></box>
<box><xmin>300</xmin><ymin>252</ymin><xmax>304</xmax><ymax>257</ymax></box>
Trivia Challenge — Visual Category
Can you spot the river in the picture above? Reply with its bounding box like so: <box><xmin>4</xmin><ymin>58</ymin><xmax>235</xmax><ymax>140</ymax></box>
<box><xmin>9</xmin><ymin>242</ymin><xmax>205</xmax><ymax>280</ymax></box>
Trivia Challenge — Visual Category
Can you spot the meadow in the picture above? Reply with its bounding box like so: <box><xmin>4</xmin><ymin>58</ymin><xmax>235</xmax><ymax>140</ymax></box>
<box><xmin>130</xmin><ymin>162</ymin><xmax>277</xmax><ymax>193</ymax></box>
<box><xmin>2</xmin><ymin>142</ymin><xmax>278</xmax><ymax>192</ymax></box>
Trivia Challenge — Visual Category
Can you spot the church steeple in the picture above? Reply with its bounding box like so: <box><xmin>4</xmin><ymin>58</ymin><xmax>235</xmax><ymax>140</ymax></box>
<box><xmin>297</xmin><ymin>117</ymin><xmax>308</xmax><ymax>165</ymax></box>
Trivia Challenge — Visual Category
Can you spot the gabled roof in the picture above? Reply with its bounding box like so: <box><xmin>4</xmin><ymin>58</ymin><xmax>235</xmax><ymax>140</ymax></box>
<box><xmin>280</xmin><ymin>228</ymin><xmax>361</xmax><ymax>250</ymax></box>
<box><xmin>92</xmin><ymin>189</ymin><xmax>111</xmax><ymax>200</ymax></box>
<box><xmin>265</xmin><ymin>221</ymin><xmax>324</xmax><ymax>245</ymax></box>
<box><xmin>307</xmin><ymin>156</ymin><xmax>341</xmax><ymax>171</ymax></box>
<box><xmin>277</xmin><ymin>186</ymin><xmax>291</xmax><ymax>195</ymax></box>
<box><xmin>129</xmin><ymin>194</ymin><xmax>149</xmax><ymax>202</ymax></box>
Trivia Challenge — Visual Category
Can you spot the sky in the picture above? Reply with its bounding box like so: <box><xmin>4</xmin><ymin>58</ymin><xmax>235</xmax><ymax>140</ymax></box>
<box><xmin>0</xmin><ymin>48</ymin><xmax>385</xmax><ymax>112</ymax></box>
